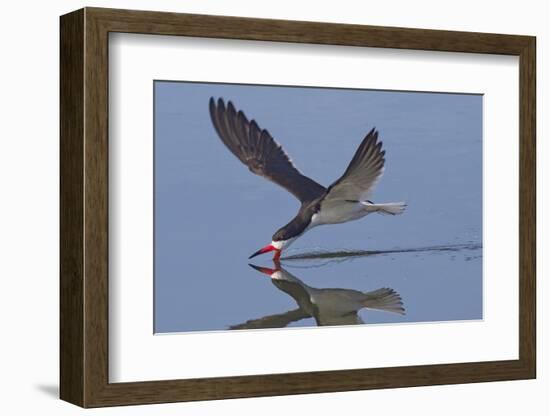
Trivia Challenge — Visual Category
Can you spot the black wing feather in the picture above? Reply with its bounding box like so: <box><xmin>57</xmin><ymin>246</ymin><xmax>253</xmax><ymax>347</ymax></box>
<box><xmin>228</xmin><ymin>308</ymin><xmax>310</xmax><ymax>330</ymax></box>
<box><xmin>209</xmin><ymin>98</ymin><xmax>326</xmax><ymax>203</ymax></box>
<box><xmin>323</xmin><ymin>128</ymin><xmax>385</xmax><ymax>202</ymax></box>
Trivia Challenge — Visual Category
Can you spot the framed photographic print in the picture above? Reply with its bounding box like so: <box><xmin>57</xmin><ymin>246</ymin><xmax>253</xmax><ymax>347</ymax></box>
<box><xmin>60</xmin><ymin>7</ymin><xmax>536</xmax><ymax>408</ymax></box>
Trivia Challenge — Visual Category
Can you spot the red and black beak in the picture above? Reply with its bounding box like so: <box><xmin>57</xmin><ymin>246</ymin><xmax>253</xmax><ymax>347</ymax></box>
<box><xmin>248</xmin><ymin>244</ymin><xmax>279</xmax><ymax>259</ymax></box>
<box><xmin>248</xmin><ymin>263</ymin><xmax>279</xmax><ymax>276</ymax></box>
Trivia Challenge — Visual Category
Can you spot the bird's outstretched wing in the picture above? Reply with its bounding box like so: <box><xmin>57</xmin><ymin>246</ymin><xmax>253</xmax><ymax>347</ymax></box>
<box><xmin>362</xmin><ymin>287</ymin><xmax>406</xmax><ymax>315</ymax></box>
<box><xmin>322</xmin><ymin>128</ymin><xmax>385</xmax><ymax>203</ymax></box>
<box><xmin>228</xmin><ymin>308</ymin><xmax>310</xmax><ymax>330</ymax></box>
<box><xmin>209</xmin><ymin>98</ymin><xmax>326</xmax><ymax>203</ymax></box>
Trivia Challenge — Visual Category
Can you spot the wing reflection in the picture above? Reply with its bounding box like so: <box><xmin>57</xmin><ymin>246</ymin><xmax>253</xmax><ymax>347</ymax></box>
<box><xmin>230</xmin><ymin>260</ymin><xmax>405</xmax><ymax>330</ymax></box>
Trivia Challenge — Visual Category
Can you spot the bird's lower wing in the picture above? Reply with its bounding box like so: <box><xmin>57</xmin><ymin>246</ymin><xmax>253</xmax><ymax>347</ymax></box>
<box><xmin>362</xmin><ymin>287</ymin><xmax>405</xmax><ymax>315</ymax></box>
<box><xmin>228</xmin><ymin>308</ymin><xmax>310</xmax><ymax>330</ymax></box>
<box><xmin>321</xmin><ymin>128</ymin><xmax>385</xmax><ymax>205</ymax></box>
<box><xmin>209</xmin><ymin>98</ymin><xmax>326</xmax><ymax>203</ymax></box>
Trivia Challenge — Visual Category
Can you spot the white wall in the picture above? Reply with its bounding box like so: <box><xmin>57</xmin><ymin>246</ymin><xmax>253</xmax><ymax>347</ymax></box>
<box><xmin>0</xmin><ymin>1</ymin><xmax>545</xmax><ymax>414</ymax></box>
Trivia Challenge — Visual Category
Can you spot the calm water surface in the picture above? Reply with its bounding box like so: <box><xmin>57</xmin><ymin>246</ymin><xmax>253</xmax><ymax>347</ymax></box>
<box><xmin>154</xmin><ymin>81</ymin><xmax>482</xmax><ymax>333</ymax></box>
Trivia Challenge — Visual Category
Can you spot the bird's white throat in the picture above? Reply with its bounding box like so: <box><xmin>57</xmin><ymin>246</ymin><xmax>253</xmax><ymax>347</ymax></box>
<box><xmin>271</xmin><ymin>238</ymin><xmax>296</xmax><ymax>250</ymax></box>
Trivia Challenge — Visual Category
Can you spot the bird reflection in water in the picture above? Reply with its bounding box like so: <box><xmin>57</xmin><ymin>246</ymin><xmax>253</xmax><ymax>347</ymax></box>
<box><xmin>230</xmin><ymin>260</ymin><xmax>405</xmax><ymax>330</ymax></box>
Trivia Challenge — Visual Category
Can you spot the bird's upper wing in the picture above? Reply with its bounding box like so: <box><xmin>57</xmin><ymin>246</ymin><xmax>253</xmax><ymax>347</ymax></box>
<box><xmin>209</xmin><ymin>98</ymin><xmax>326</xmax><ymax>203</ymax></box>
<box><xmin>322</xmin><ymin>128</ymin><xmax>385</xmax><ymax>203</ymax></box>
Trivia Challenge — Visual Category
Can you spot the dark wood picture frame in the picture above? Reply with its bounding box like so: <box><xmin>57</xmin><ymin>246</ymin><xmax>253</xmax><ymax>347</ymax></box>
<box><xmin>60</xmin><ymin>7</ymin><xmax>536</xmax><ymax>408</ymax></box>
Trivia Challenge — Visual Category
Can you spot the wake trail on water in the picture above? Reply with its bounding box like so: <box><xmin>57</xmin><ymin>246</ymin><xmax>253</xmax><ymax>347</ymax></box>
<box><xmin>280</xmin><ymin>243</ymin><xmax>482</xmax><ymax>266</ymax></box>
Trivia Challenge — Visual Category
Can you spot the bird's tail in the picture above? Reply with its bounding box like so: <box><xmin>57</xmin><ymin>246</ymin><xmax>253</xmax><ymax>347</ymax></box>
<box><xmin>361</xmin><ymin>201</ymin><xmax>407</xmax><ymax>216</ymax></box>
<box><xmin>362</xmin><ymin>288</ymin><xmax>405</xmax><ymax>315</ymax></box>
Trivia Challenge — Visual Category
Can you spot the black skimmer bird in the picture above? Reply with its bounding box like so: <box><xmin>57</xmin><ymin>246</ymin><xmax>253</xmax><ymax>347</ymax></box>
<box><xmin>209</xmin><ymin>98</ymin><xmax>406</xmax><ymax>260</ymax></box>
<box><xmin>230</xmin><ymin>261</ymin><xmax>404</xmax><ymax>329</ymax></box>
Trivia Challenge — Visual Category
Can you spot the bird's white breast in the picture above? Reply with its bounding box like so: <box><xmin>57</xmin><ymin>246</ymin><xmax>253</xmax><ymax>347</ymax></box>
<box><xmin>310</xmin><ymin>201</ymin><xmax>369</xmax><ymax>226</ymax></box>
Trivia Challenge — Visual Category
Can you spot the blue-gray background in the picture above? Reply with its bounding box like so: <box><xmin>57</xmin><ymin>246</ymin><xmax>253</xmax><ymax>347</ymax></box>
<box><xmin>154</xmin><ymin>81</ymin><xmax>482</xmax><ymax>333</ymax></box>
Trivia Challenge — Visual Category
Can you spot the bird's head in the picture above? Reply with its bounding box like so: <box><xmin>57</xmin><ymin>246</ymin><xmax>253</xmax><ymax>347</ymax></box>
<box><xmin>248</xmin><ymin>238</ymin><xmax>295</xmax><ymax>260</ymax></box>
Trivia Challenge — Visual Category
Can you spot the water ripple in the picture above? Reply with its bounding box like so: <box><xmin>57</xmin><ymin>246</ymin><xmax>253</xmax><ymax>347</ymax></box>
<box><xmin>281</xmin><ymin>243</ymin><xmax>482</xmax><ymax>266</ymax></box>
